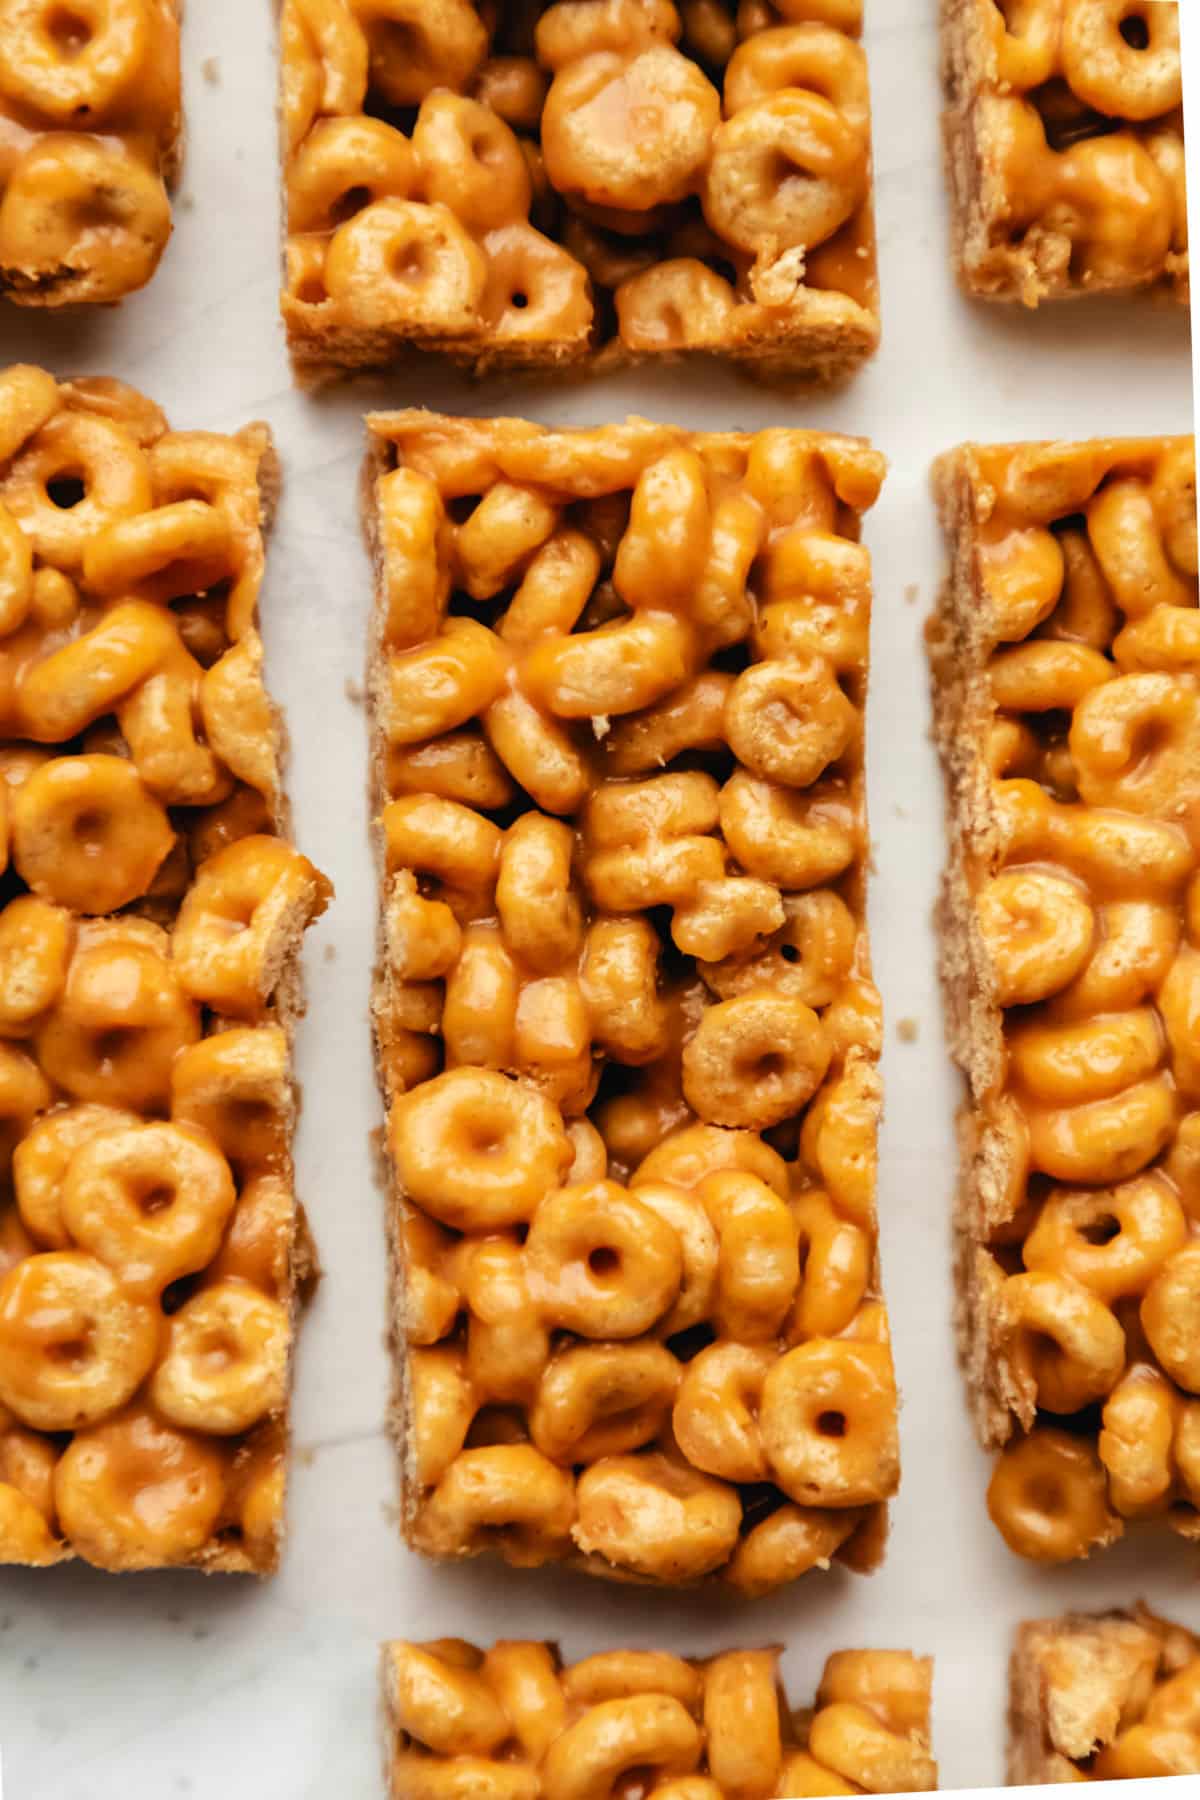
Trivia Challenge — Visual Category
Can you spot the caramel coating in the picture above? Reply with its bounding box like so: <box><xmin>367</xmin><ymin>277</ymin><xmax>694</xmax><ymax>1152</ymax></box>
<box><xmin>381</xmin><ymin>1639</ymin><xmax>936</xmax><ymax>1800</ymax></box>
<box><xmin>944</xmin><ymin>0</ymin><xmax>1187</xmax><ymax>306</ymax></box>
<box><xmin>932</xmin><ymin>435</ymin><xmax>1200</xmax><ymax>1564</ymax></box>
<box><xmin>372</xmin><ymin>411</ymin><xmax>896</xmax><ymax>1591</ymax></box>
<box><xmin>0</xmin><ymin>0</ymin><xmax>180</xmax><ymax>306</ymax></box>
<box><xmin>0</xmin><ymin>370</ymin><xmax>330</xmax><ymax>1576</ymax></box>
<box><xmin>280</xmin><ymin>0</ymin><xmax>879</xmax><ymax>377</ymax></box>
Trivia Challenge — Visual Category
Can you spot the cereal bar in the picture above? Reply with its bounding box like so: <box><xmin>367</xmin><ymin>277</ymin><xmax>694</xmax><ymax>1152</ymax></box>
<box><xmin>368</xmin><ymin>411</ymin><xmax>898</xmax><ymax>1592</ymax></box>
<box><xmin>941</xmin><ymin>0</ymin><xmax>1187</xmax><ymax>307</ymax></box>
<box><xmin>0</xmin><ymin>366</ymin><xmax>331</xmax><ymax>1573</ymax></box>
<box><xmin>0</xmin><ymin>1</ymin><xmax>182</xmax><ymax>305</ymax></box>
<box><xmin>1009</xmin><ymin>1606</ymin><xmax>1200</xmax><ymax>1782</ymax></box>
<box><xmin>280</xmin><ymin>0</ymin><xmax>879</xmax><ymax>382</ymax></box>
<box><xmin>381</xmin><ymin>1639</ymin><xmax>937</xmax><ymax>1799</ymax></box>
<box><xmin>929</xmin><ymin>435</ymin><xmax>1200</xmax><ymax>1563</ymax></box>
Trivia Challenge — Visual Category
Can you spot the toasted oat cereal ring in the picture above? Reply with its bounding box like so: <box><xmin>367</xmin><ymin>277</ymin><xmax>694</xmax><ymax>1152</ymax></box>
<box><xmin>13</xmin><ymin>1101</ymin><xmax>137</xmax><ymax>1250</ymax></box>
<box><xmin>704</xmin><ymin>91</ymin><xmax>866</xmax><ymax>253</ymax></box>
<box><xmin>172</xmin><ymin>835</ymin><xmax>329</xmax><ymax>1017</ymax></box>
<box><xmin>413</xmin><ymin>1443</ymin><xmax>576</xmax><ymax>1565</ymax></box>
<box><xmin>530</xmin><ymin>1340</ymin><xmax>680</xmax><ymax>1464</ymax></box>
<box><xmin>682</xmin><ymin>991</ymin><xmax>831</xmax><ymax>1129</ymax></box>
<box><xmin>0</xmin><ymin>408</ymin><xmax>150</xmax><ymax>569</ymax></box>
<box><xmin>1023</xmin><ymin>1173</ymin><xmax>1187</xmax><ymax>1305</ymax></box>
<box><xmin>0</xmin><ymin>501</ymin><xmax>33</xmax><ymax>637</ymax></box>
<box><xmin>572</xmin><ymin>1450</ymin><xmax>742</xmax><ymax>1581</ymax></box>
<box><xmin>35</xmin><ymin>923</ymin><xmax>200</xmax><ymax>1111</ymax></box>
<box><xmin>0</xmin><ymin>1251</ymin><xmax>159</xmax><ymax>1432</ymax></box>
<box><xmin>1141</xmin><ymin>1243</ymin><xmax>1200</xmax><ymax>1393</ymax></box>
<box><xmin>169</xmin><ymin>1026</ymin><xmax>290</xmax><ymax>1175</ymax></box>
<box><xmin>413</xmin><ymin>92</ymin><xmax>531</xmax><ymax>233</ymax></box>
<box><xmin>725</xmin><ymin>656</ymin><xmax>857</xmax><ymax>787</ymax></box>
<box><xmin>54</xmin><ymin>1406</ymin><xmax>226</xmax><ymax>1570</ymax></box>
<box><xmin>82</xmin><ymin>500</ymin><xmax>234</xmax><ymax>602</ymax></box>
<box><xmin>390</xmin><ymin>1068</ymin><xmax>572</xmax><ymax>1231</ymax></box>
<box><xmin>351</xmin><ymin>0</ymin><xmax>488</xmax><ymax>106</ymax></box>
<box><xmin>324</xmin><ymin>198</ymin><xmax>487</xmax><ymax>331</ymax></box>
<box><xmin>287</xmin><ymin>114</ymin><xmax>417</xmax><ymax>234</ymax></box>
<box><xmin>725</xmin><ymin>1501</ymin><xmax>864</xmax><ymax>1597</ymax></box>
<box><xmin>724</xmin><ymin>23</ymin><xmax>869</xmax><ymax>129</ymax></box>
<box><xmin>61</xmin><ymin>1119</ymin><xmax>236</xmax><ymax>1296</ymax></box>
<box><xmin>541</xmin><ymin>1695</ymin><xmax>703</xmax><ymax>1800</ymax></box>
<box><xmin>0</xmin><ymin>0</ymin><xmax>152</xmax><ymax>122</ymax></box>
<box><xmin>0</xmin><ymin>364</ymin><xmax>59</xmax><ymax>466</ymax></box>
<box><xmin>478</xmin><ymin>222</ymin><xmax>594</xmax><ymax>346</ymax></box>
<box><xmin>11</xmin><ymin>755</ymin><xmax>174</xmax><ymax>916</ymax></box>
<box><xmin>542</xmin><ymin>45</ymin><xmax>720</xmax><ymax>213</ymax></box>
<box><xmin>1061</xmin><ymin>0</ymin><xmax>1181</xmax><ymax>121</ymax></box>
<box><xmin>0</xmin><ymin>135</ymin><xmax>171</xmax><ymax>304</ymax></box>
<box><xmin>0</xmin><ymin>893</ymin><xmax>73</xmax><ymax>1035</ymax></box>
<box><xmin>151</xmin><ymin>1281</ymin><xmax>289</xmax><ymax>1435</ymax></box>
<box><xmin>535</xmin><ymin>0</ymin><xmax>682</xmax><ymax>69</ymax></box>
<box><xmin>526</xmin><ymin>1180</ymin><xmax>683</xmax><ymax>1338</ymax></box>
<box><xmin>987</xmin><ymin>1426</ymin><xmax>1120</xmax><ymax>1562</ymax></box>
<box><xmin>759</xmin><ymin>1338</ymin><xmax>899</xmax><ymax>1507</ymax></box>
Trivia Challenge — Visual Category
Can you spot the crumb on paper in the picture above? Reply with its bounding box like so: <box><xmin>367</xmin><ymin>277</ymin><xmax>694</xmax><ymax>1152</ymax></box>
<box><xmin>295</xmin><ymin>1444</ymin><xmax>318</xmax><ymax>1469</ymax></box>
<box><xmin>344</xmin><ymin>677</ymin><xmax>365</xmax><ymax>705</ymax></box>
<box><xmin>202</xmin><ymin>56</ymin><xmax>220</xmax><ymax>85</ymax></box>
<box><xmin>179</xmin><ymin>191</ymin><xmax>195</xmax><ymax>212</ymax></box>
<box><xmin>904</xmin><ymin>583</ymin><xmax>920</xmax><ymax>605</ymax></box>
<box><xmin>892</xmin><ymin>802</ymin><xmax>909</xmax><ymax>820</ymax></box>
<box><xmin>323</xmin><ymin>941</ymin><xmax>337</xmax><ymax>963</ymax></box>
<box><xmin>897</xmin><ymin>1017</ymin><xmax>919</xmax><ymax>1044</ymax></box>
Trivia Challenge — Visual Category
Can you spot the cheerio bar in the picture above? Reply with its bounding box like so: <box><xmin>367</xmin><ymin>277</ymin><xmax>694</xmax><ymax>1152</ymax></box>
<box><xmin>0</xmin><ymin>366</ymin><xmax>331</xmax><ymax>1573</ymax></box>
<box><xmin>280</xmin><ymin>0</ymin><xmax>879</xmax><ymax>381</ymax></box>
<box><xmin>368</xmin><ymin>410</ymin><xmax>899</xmax><ymax>1591</ymax></box>
<box><xmin>929</xmin><ymin>435</ymin><xmax>1200</xmax><ymax>1563</ymax></box>
<box><xmin>940</xmin><ymin>0</ymin><xmax>1186</xmax><ymax>306</ymax></box>
<box><xmin>1009</xmin><ymin>1605</ymin><xmax>1200</xmax><ymax>1783</ymax></box>
<box><xmin>0</xmin><ymin>2</ymin><xmax>182</xmax><ymax>305</ymax></box>
<box><xmin>381</xmin><ymin>1639</ymin><xmax>937</xmax><ymax>1798</ymax></box>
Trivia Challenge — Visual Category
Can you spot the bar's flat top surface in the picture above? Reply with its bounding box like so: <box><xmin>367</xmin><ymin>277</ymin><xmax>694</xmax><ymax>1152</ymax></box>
<box><xmin>0</xmin><ymin>1</ymin><xmax>1191</xmax><ymax>1794</ymax></box>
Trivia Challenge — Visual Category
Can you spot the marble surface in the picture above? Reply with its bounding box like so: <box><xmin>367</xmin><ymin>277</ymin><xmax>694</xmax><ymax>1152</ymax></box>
<box><xmin>0</xmin><ymin>4</ymin><xmax>1195</xmax><ymax>1794</ymax></box>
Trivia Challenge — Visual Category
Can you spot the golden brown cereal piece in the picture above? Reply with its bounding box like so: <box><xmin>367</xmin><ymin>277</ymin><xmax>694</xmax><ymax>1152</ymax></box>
<box><xmin>0</xmin><ymin>367</ymin><xmax>331</xmax><ymax>1576</ymax></box>
<box><xmin>929</xmin><ymin>435</ymin><xmax>1200</xmax><ymax>1563</ymax></box>
<box><xmin>380</xmin><ymin>1639</ymin><xmax>936</xmax><ymax>1799</ymax></box>
<box><xmin>368</xmin><ymin>411</ymin><xmax>898</xmax><ymax>1590</ymax></box>
<box><xmin>0</xmin><ymin>0</ymin><xmax>182</xmax><ymax>307</ymax></box>
<box><xmin>278</xmin><ymin>0</ymin><xmax>880</xmax><ymax>382</ymax></box>
<box><xmin>1007</xmin><ymin>1605</ymin><xmax>1200</xmax><ymax>1784</ymax></box>
<box><xmin>940</xmin><ymin>0</ymin><xmax>1187</xmax><ymax>306</ymax></box>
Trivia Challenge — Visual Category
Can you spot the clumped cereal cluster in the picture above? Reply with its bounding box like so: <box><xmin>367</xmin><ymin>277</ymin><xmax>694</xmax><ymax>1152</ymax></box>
<box><xmin>931</xmin><ymin>435</ymin><xmax>1200</xmax><ymax>1563</ymax></box>
<box><xmin>0</xmin><ymin>367</ymin><xmax>330</xmax><ymax>1573</ymax></box>
<box><xmin>382</xmin><ymin>1639</ymin><xmax>937</xmax><ymax>1799</ymax></box>
<box><xmin>1011</xmin><ymin>1606</ymin><xmax>1200</xmax><ymax>1782</ymax></box>
<box><xmin>281</xmin><ymin>0</ymin><xmax>879</xmax><ymax>379</ymax></box>
<box><xmin>943</xmin><ymin>0</ymin><xmax>1186</xmax><ymax>304</ymax></box>
<box><xmin>369</xmin><ymin>411</ymin><xmax>899</xmax><ymax>1592</ymax></box>
<box><xmin>0</xmin><ymin>0</ymin><xmax>182</xmax><ymax>304</ymax></box>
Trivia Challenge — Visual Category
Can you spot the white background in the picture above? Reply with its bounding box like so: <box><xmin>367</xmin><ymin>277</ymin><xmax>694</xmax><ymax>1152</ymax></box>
<box><xmin>0</xmin><ymin>5</ymin><xmax>1196</xmax><ymax>1794</ymax></box>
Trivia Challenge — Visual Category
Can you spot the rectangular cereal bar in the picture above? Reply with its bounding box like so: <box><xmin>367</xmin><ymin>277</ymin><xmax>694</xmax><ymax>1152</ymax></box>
<box><xmin>368</xmin><ymin>410</ymin><xmax>898</xmax><ymax>1592</ymax></box>
<box><xmin>0</xmin><ymin>365</ymin><xmax>331</xmax><ymax>1573</ymax></box>
<box><xmin>0</xmin><ymin>3</ymin><xmax>182</xmax><ymax>305</ymax></box>
<box><xmin>381</xmin><ymin>1639</ymin><xmax>936</xmax><ymax>1799</ymax></box>
<box><xmin>1009</xmin><ymin>1606</ymin><xmax>1200</xmax><ymax>1783</ymax></box>
<box><xmin>280</xmin><ymin>0</ymin><xmax>879</xmax><ymax>382</ymax></box>
<box><xmin>929</xmin><ymin>435</ymin><xmax>1199</xmax><ymax>1565</ymax></box>
<box><xmin>940</xmin><ymin>0</ymin><xmax>1187</xmax><ymax>305</ymax></box>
